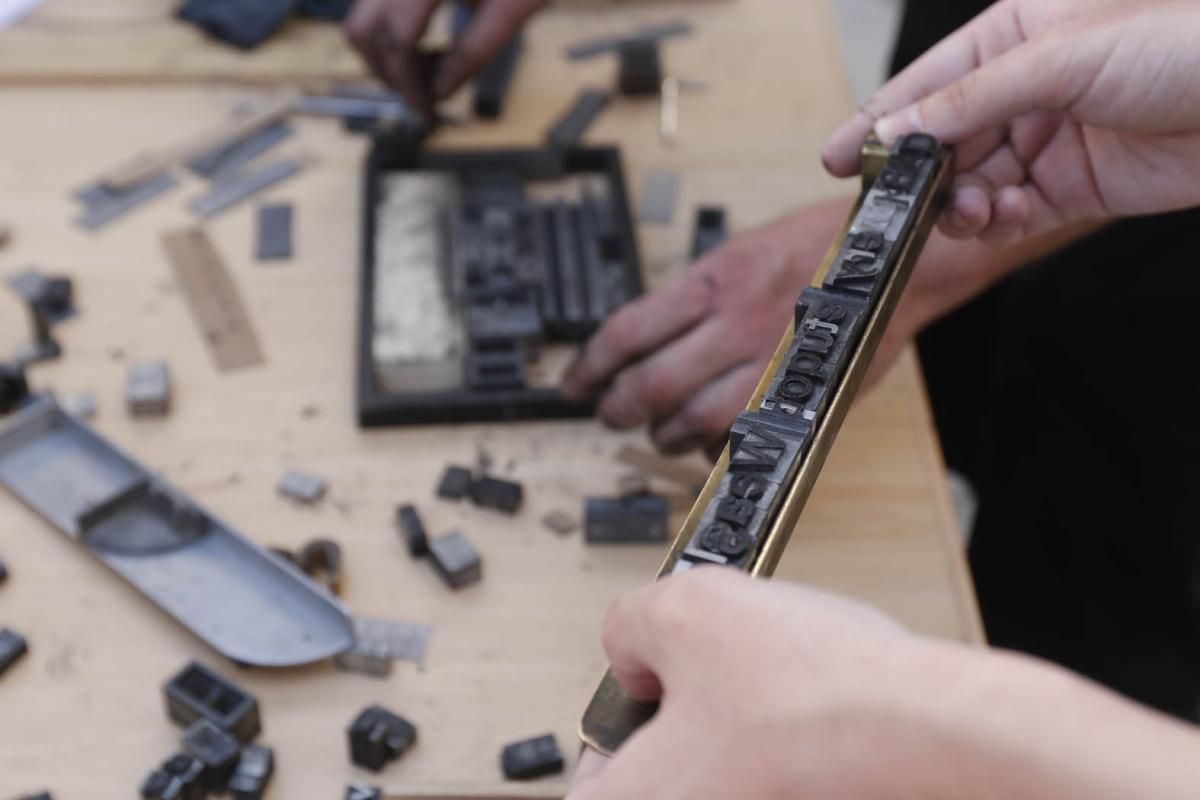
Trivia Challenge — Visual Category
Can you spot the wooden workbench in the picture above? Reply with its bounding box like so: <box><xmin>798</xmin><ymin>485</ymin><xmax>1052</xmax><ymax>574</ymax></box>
<box><xmin>0</xmin><ymin>1</ymin><xmax>982</xmax><ymax>797</ymax></box>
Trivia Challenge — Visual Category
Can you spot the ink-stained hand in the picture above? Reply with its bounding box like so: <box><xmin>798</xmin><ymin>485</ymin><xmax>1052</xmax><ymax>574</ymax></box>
<box><xmin>826</xmin><ymin>0</ymin><xmax>1200</xmax><ymax>245</ymax></box>
<box><xmin>567</xmin><ymin>568</ymin><xmax>1200</xmax><ymax>800</ymax></box>
<box><xmin>561</xmin><ymin>200</ymin><xmax>872</xmax><ymax>457</ymax></box>
<box><xmin>345</xmin><ymin>0</ymin><xmax>545</xmax><ymax>107</ymax></box>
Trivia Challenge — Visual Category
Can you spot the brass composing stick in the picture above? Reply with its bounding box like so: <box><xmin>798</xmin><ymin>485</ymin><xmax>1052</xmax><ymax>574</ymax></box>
<box><xmin>578</xmin><ymin>134</ymin><xmax>955</xmax><ymax>756</ymax></box>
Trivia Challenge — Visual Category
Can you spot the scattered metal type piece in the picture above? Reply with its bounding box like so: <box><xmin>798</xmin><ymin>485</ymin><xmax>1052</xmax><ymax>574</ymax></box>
<box><xmin>580</xmin><ymin>134</ymin><xmax>955</xmax><ymax>755</ymax></box>
<box><xmin>187</xmin><ymin>121</ymin><xmax>294</xmax><ymax>179</ymax></box>
<box><xmin>0</xmin><ymin>627</ymin><xmax>28</xmax><ymax>676</ymax></box>
<box><xmin>565</xmin><ymin>20</ymin><xmax>692</xmax><ymax>61</ymax></box>
<box><xmin>615</xmin><ymin>446</ymin><xmax>710</xmax><ymax>490</ymax></box>
<box><xmin>501</xmin><ymin>734</ymin><xmax>564</xmax><ymax>780</ymax></box>
<box><xmin>428</xmin><ymin>531</ymin><xmax>482</xmax><ymax>590</ymax></box>
<box><xmin>277</xmin><ymin>469</ymin><xmax>328</xmax><ymax>504</ymax></box>
<box><xmin>545</xmin><ymin>90</ymin><xmax>611</xmax><ymax>149</ymax></box>
<box><xmin>0</xmin><ymin>221</ymin><xmax>10</xmax><ymax>247</ymax></box>
<box><xmin>74</xmin><ymin>172</ymin><xmax>178</xmax><ymax>232</ymax></box>
<box><xmin>164</xmin><ymin>661</ymin><xmax>262</xmax><ymax>743</ymax></box>
<box><xmin>348</xmin><ymin>705</ymin><xmax>418</xmax><ymax>772</ymax></box>
<box><xmin>297</xmin><ymin>538</ymin><xmax>342</xmax><ymax>594</ymax></box>
<box><xmin>352</xmin><ymin>617</ymin><xmax>431</xmax><ymax>663</ymax></box>
<box><xmin>60</xmin><ymin>392</ymin><xmax>97</xmax><ymax>420</ymax></box>
<box><xmin>16</xmin><ymin>794</ymin><xmax>52</xmax><ymax>800</ymax></box>
<box><xmin>346</xmin><ymin>784</ymin><xmax>382</xmax><ymax>800</ymax></box>
<box><xmin>334</xmin><ymin>639</ymin><xmax>393</xmax><ymax>679</ymax></box>
<box><xmin>585</xmin><ymin>495</ymin><xmax>670</xmax><ymax>545</ymax></box>
<box><xmin>436</xmin><ymin>465</ymin><xmax>473</xmax><ymax>500</ymax></box>
<box><xmin>0</xmin><ymin>364</ymin><xmax>29</xmax><ymax>414</ymax></box>
<box><xmin>188</xmin><ymin>156</ymin><xmax>310</xmax><ymax>219</ymax></box>
<box><xmin>141</xmin><ymin>753</ymin><xmax>208</xmax><ymax>800</ymax></box>
<box><xmin>0</xmin><ymin>558</ymin><xmax>7</xmax><ymax>585</ymax></box>
<box><xmin>182</xmin><ymin>719</ymin><xmax>241</xmax><ymax>786</ymax></box>
<box><xmin>256</xmin><ymin>203</ymin><xmax>293</xmax><ymax>262</ymax></box>
<box><xmin>162</xmin><ymin>228</ymin><xmax>265</xmax><ymax>372</ymax></box>
<box><xmin>541</xmin><ymin>510</ymin><xmax>578</xmax><ymax>536</ymax></box>
<box><xmin>638</xmin><ymin>170</ymin><xmax>679</xmax><ymax>226</ymax></box>
<box><xmin>690</xmin><ymin>206</ymin><xmax>729</xmax><ymax>261</ymax></box>
<box><xmin>468</xmin><ymin>475</ymin><xmax>524</xmax><ymax>514</ymax></box>
<box><xmin>7</xmin><ymin>270</ymin><xmax>76</xmax><ymax>324</ymax></box>
<box><xmin>126</xmin><ymin>360</ymin><xmax>171</xmax><ymax>417</ymax></box>
<box><xmin>0</xmin><ymin>398</ymin><xmax>354</xmax><ymax>666</ymax></box>
<box><xmin>228</xmin><ymin>744</ymin><xmax>275</xmax><ymax>800</ymax></box>
<box><xmin>396</xmin><ymin>504</ymin><xmax>430</xmax><ymax>557</ymax></box>
<box><xmin>617</xmin><ymin>39</ymin><xmax>663</xmax><ymax>97</ymax></box>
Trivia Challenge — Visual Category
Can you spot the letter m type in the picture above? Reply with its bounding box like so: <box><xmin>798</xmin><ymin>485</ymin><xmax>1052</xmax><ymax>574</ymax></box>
<box><xmin>730</xmin><ymin>423</ymin><xmax>786</xmax><ymax>472</ymax></box>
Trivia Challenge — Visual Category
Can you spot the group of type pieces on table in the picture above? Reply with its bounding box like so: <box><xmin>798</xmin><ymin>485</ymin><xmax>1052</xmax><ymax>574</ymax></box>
<box><xmin>7</xmin><ymin>659</ymin><xmax>564</xmax><ymax>800</ymax></box>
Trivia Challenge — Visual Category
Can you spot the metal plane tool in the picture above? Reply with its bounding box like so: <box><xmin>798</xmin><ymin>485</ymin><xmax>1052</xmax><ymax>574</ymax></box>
<box><xmin>578</xmin><ymin>134</ymin><xmax>955</xmax><ymax>755</ymax></box>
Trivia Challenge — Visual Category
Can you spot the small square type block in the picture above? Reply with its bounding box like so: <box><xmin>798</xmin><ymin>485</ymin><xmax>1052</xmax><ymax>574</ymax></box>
<box><xmin>501</xmin><ymin>733</ymin><xmax>565</xmax><ymax>780</ymax></box>
<box><xmin>0</xmin><ymin>628</ymin><xmax>29</xmax><ymax>676</ymax></box>
<box><xmin>277</xmin><ymin>469</ymin><xmax>328</xmax><ymax>504</ymax></box>
<box><xmin>127</xmin><ymin>361</ymin><xmax>171</xmax><ymax>417</ymax></box>
<box><xmin>436</xmin><ymin>465</ymin><xmax>473</xmax><ymax>500</ymax></box>
<box><xmin>428</xmin><ymin>531</ymin><xmax>482</xmax><ymax>589</ymax></box>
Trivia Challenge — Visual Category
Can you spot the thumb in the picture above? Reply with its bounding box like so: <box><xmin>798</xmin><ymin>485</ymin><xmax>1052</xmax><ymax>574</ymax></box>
<box><xmin>875</xmin><ymin>32</ymin><xmax>1086</xmax><ymax>146</ymax></box>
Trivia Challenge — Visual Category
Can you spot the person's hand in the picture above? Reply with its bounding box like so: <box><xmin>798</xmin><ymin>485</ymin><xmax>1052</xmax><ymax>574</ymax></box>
<box><xmin>824</xmin><ymin>0</ymin><xmax>1200</xmax><ymax>245</ymax></box>
<box><xmin>567</xmin><ymin>568</ymin><xmax>1200</xmax><ymax>800</ymax></box>
<box><xmin>562</xmin><ymin>200</ymin><xmax>874</xmax><ymax>457</ymax></box>
<box><xmin>345</xmin><ymin>0</ymin><xmax>545</xmax><ymax>106</ymax></box>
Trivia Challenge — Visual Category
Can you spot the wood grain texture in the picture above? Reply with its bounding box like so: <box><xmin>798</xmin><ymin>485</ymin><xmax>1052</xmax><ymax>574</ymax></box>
<box><xmin>0</xmin><ymin>1</ymin><xmax>981</xmax><ymax>797</ymax></box>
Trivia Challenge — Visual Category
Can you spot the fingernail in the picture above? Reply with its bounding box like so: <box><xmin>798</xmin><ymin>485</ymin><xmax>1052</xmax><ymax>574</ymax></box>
<box><xmin>875</xmin><ymin>107</ymin><xmax>922</xmax><ymax>144</ymax></box>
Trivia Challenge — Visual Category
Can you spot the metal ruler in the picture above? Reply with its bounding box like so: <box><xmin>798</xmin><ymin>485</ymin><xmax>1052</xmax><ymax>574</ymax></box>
<box><xmin>578</xmin><ymin>134</ymin><xmax>955</xmax><ymax>756</ymax></box>
<box><xmin>161</xmin><ymin>228</ymin><xmax>264</xmax><ymax>372</ymax></box>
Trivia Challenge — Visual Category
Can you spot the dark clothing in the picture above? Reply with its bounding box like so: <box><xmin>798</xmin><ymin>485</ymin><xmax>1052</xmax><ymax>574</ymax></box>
<box><xmin>895</xmin><ymin>2</ymin><xmax>1200</xmax><ymax>722</ymax></box>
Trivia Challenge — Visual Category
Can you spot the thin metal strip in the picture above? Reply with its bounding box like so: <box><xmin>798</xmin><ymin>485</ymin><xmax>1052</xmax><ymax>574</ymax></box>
<box><xmin>161</xmin><ymin>228</ymin><xmax>265</xmax><ymax>372</ymax></box>
<box><xmin>188</xmin><ymin>156</ymin><xmax>310</xmax><ymax>219</ymax></box>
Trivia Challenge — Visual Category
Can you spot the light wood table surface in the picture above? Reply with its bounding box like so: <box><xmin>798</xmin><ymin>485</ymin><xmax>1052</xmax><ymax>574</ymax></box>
<box><xmin>0</xmin><ymin>1</ymin><xmax>982</xmax><ymax>797</ymax></box>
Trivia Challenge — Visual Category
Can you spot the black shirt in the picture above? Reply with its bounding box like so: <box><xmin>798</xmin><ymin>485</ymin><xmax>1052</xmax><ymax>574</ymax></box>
<box><xmin>894</xmin><ymin>1</ymin><xmax>1200</xmax><ymax>722</ymax></box>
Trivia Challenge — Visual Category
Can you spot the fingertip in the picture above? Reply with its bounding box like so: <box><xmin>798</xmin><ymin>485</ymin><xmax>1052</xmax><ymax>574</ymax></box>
<box><xmin>874</xmin><ymin>106</ymin><xmax>922</xmax><ymax>145</ymax></box>
<box><xmin>940</xmin><ymin>183</ymin><xmax>990</xmax><ymax>238</ymax></box>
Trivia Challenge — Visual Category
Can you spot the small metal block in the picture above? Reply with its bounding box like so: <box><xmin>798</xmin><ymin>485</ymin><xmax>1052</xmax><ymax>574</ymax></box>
<box><xmin>0</xmin><ymin>628</ymin><xmax>29</xmax><ymax>676</ymax></box>
<box><xmin>159</xmin><ymin>753</ymin><xmax>208</xmax><ymax>800</ymax></box>
<box><xmin>256</xmin><ymin>203</ymin><xmax>293</xmax><ymax>262</ymax></box>
<box><xmin>345</xmin><ymin>785</ymin><xmax>382</xmax><ymax>800</ymax></box>
<box><xmin>334</xmin><ymin>642</ymin><xmax>393</xmax><ymax>679</ymax></box>
<box><xmin>61</xmin><ymin>392</ymin><xmax>97</xmax><ymax>420</ymax></box>
<box><xmin>468</xmin><ymin>476</ymin><xmax>524</xmax><ymax>514</ymax></box>
<box><xmin>228</xmin><ymin>744</ymin><xmax>275</xmax><ymax>800</ymax></box>
<box><xmin>277</xmin><ymin>470</ymin><xmax>327</xmax><ymax>504</ymax></box>
<box><xmin>0</xmin><ymin>363</ymin><xmax>29</xmax><ymax>414</ymax></box>
<box><xmin>140</xmin><ymin>770</ymin><xmax>184</xmax><ymax>800</ymax></box>
<box><xmin>297</xmin><ymin>538</ymin><xmax>343</xmax><ymax>594</ymax></box>
<box><xmin>541</xmin><ymin>510</ymin><xmax>578</xmax><ymax>536</ymax></box>
<box><xmin>436</xmin><ymin>466</ymin><xmax>473</xmax><ymax>500</ymax></box>
<box><xmin>126</xmin><ymin>361</ymin><xmax>171</xmax><ymax>417</ymax></box>
<box><xmin>0</xmin><ymin>558</ymin><xmax>7</xmax><ymax>585</ymax></box>
<box><xmin>585</xmin><ymin>495</ymin><xmax>670</xmax><ymax>545</ymax></box>
<box><xmin>181</xmin><ymin>719</ymin><xmax>241</xmax><ymax>784</ymax></box>
<box><xmin>351</xmin><ymin>618</ymin><xmax>430</xmax><ymax>663</ymax></box>
<box><xmin>617</xmin><ymin>40</ymin><xmax>663</xmax><ymax>97</ymax></box>
<box><xmin>428</xmin><ymin>532</ymin><xmax>483</xmax><ymax>590</ymax></box>
<box><xmin>396</xmin><ymin>504</ymin><xmax>430</xmax><ymax>557</ymax></box>
<box><xmin>690</xmin><ymin>206</ymin><xmax>728</xmax><ymax>261</ymax></box>
<box><xmin>348</xmin><ymin>705</ymin><xmax>418</xmax><ymax>772</ymax></box>
<box><xmin>18</xmin><ymin>794</ymin><xmax>53</xmax><ymax>800</ymax></box>
<box><xmin>639</xmin><ymin>170</ymin><xmax>679</xmax><ymax>226</ymax></box>
<box><xmin>501</xmin><ymin>734</ymin><xmax>565</xmax><ymax>780</ymax></box>
<box><xmin>163</xmin><ymin>661</ymin><xmax>262</xmax><ymax>743</ymax></box>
